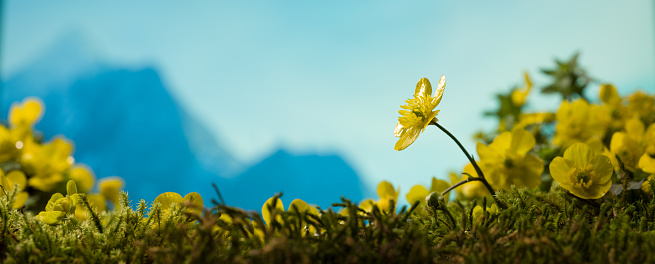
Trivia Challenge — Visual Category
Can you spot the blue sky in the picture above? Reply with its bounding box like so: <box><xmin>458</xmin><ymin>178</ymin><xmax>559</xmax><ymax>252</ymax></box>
<box><xmin>3</xmin><ymin>1</ymin><xmax>654</xmax><ymax>205</ymax></box>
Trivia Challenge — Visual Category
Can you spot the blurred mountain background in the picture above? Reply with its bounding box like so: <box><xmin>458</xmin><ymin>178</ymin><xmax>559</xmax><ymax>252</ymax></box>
<box><xmin>0</xmin><ymin>32</ymin><xmax>367</xmax><ymax>209</ymax></box>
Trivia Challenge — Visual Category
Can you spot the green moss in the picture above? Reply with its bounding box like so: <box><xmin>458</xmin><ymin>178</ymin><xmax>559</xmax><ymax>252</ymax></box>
<box><xmin>0</xmin><ymin>186</ymin><xmax>654</xmax><ymax>263</ymax></box>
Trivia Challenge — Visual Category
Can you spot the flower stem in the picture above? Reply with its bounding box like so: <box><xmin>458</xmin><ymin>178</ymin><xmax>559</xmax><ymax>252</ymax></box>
<box><xmin>432</xmin><ymin>122</ymin><xmax>504</xmax><ymax>208</ymax></box>
<box><xmin>440</xmin><ymin>177</ymin><xmax>482</xmax><ymax>197</ymax></box>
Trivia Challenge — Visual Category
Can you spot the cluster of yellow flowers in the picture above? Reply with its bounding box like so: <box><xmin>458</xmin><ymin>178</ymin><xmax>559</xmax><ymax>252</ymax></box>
<box><xmin>0</xmin><ymin>98</ymin><xmax>125</xmax><ymax>223</ymax></box>
<box><xmin>389</xmin><ymin>73</ymin><xmax>655</xmax><ymax>212</ymax></box>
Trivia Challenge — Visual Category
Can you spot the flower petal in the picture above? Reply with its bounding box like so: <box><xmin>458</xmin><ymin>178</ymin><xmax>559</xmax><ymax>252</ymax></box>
<box><xmin>591</xmin><ymin>155</ymin><xmax>614</xmax><ymax>184</ymax></box>
<box><xmin>563</xmin><ymin>143</ymin><xmax>594</xmax><ymax>168</ymax></box>
<box><xmin>405</xmin><ymin>185</ymin><xmax>429</xmax><ymax>205</ymax></box>
<box><xmin>394</xmin><ymin>122</ymin><xmax>404</xmax><ymax>137</ymax></box>
<box><xmin>510</xmin><ymin>127</ymin><xmax>536</xmax><ymax>155</ymax></box>
<box><xmin>549</xmin><ymin>157</ymin><xmax>574</xmax><ymax>188</ymax></box>
<box><xmin>477</xmin><ymin>142</ymin><xmax>502</xmax><ymax>162</ymax></box>
<box><xmin>155</xmin><ymin>192</ymin><xmax>184</xmax><ymax>212</ymax></box>
<box><xmin>262</xmin><ymin>196</ymin><xmax>284</xmax><ymax>226</ymax></box>
<box><xmin>394</xmin><ymin>127</ymin><xmax>420</xmax><ymax>151</ymax></box>
<box><xmin>639</xmin><ymin>154</ymin><xmax>655</xmax><ymax>173</ymax></box>
<box><xmin>431</xmin><ymin>75</ymin><xmax>446</xmax><ymax>107</ymax></box>
<box><xmin>414</xmin><ymin>78</ymin><xmax>432</xmax><ymax>100</ymax></box>
<box><xmin>489</xmin><ymin>132</ymin><xmax>512</xmax><ymax>153</ymax></box>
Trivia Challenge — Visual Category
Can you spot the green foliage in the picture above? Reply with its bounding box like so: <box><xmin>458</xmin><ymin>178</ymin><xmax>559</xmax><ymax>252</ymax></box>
<box><xmin>1</xmin><ymin>187</ymin><xmax>655</xmax><ymax>263</ymax></box>
<box><xmin>540</xmin><ymin>52</ymin><xmax>592</xmax><ymax>101</ymax></box>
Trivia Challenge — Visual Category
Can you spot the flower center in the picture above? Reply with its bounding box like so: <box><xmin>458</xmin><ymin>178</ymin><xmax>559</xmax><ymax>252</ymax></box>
<box><xmin>504</xmin><ymin>158</ymin><xmax>514</xmax><ymax>168</ymax></box>
<box><xmin>568</xmin><ymin>166</ymin><xmax>596</xmax><ymax>189</ymax></box>
<box><xmin>411</xmin><ymin>108</ymin><xmax>425</xmax><ymax>118</ymax></box>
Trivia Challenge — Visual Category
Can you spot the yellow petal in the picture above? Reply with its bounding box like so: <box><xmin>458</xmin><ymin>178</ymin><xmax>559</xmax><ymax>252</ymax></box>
<box><xmin>261</xmin><ymin>197</ymin><xmax>284</xmax><ymax>226</ymax></box>
<box><xmin>5</xmin><ymin>170</ymin><xmax>27</xmax><ymax>192</ymax></box>
<box><xmin>549</xmin><ymin>157</ymin><xmax>574</xmax><ymax>188</ymax></box>
<box><xmin>99</xmin><ymin>177</ymin><xmax>124</xmax><ymax>207</ymax></box>
<box><xmin>13</xmin><ymin>192</ymin><xmax>28</xmax><ymax>209</ymax></box>
<box><xmin>414</xmin><ymin>78</ymin><xmax>432</xmax><ymax>100</ymax></box>
<box><xmin>36</xmin><ymin>211</ymin><xmax>66</xmax><ymax>225</ymax></box>
<box><xmin>155</xmin><ymin>192</ymin><xmax>184</xmax><ymax>212</ymax></box>
<box><xmin>359</xmin><ymin>199</ymin><xmax>375</xmax><ymax>213</ymax></box>
<box><xmin>625</xmin><ymin>117</ymin><xmax>645</xmax><ymax>141</ymax></box>
<box><xmin>477</xmin><ymin>142</ymin><xmax>502</xmax><ymax>162</ymax></box>
<box><xmin>519</xmin><ymin>154</ymin><xmax>545</xmax><ymax>189</ymax></box>
<box><xmin>394</xmin><ymin>122</ymin><xmax>404</xmax><ymax>137</ymax></box>
<box><xmin>599</xmin><ymin>84</ymin><xmax>620</xmax><ymax>105</ymax></box>
<box><xmin>563</xmin><ymin>143</ymin><xmax>595</xmax><ymax>168</ymax></box>
<box><xmin>184</xmin><ymin>192</ymin><xmax>204</xmax><ymax>216</ymax></box>
<box><xmin>69</xmin><ymin>165</ymin><xmax>95</xmax><ymax>193</ymax></box>
<box><xmin>431</xmin><ymin>75</ymin><xmax>446</xmax><ymax>107</ymax></box>
<box><xmin>377</xmin><ymin>181</ymin><xmax>397</xmax><ymax>199</ymax></box>
<box><xmin>405</xmin><ymin>185</ymin><xmax>429</xmax><ymax>205</ymax></box>
<box><xmin>46</xmin><ymin>193</ymin><xmax>65</xmax><ymax>212</ymax></box>
<box><xmin>591</xmin><ymin>155</ymin><xmax>614</xmax><ymax>184</ymax></box>
<box><xmin>394</xmin><ymin>127</ymin><xmax>420</xmax><ymax>151</ymax></box>
<box><xmin>639</xmin><ymin>154</ymin><xmax>655</xmax><ymax>174</ymax></box>
<box><xmin>9</xmin><ymin>97</ymin><xmax>44</xmax><ymax>127</ymax></box>
<box><xmin>489</xmin><ymin>132</ymin><xmax>512</xmax><ymax>153</ymax></box>
<box><xmin>510</xmin><ymin>127</ymin><xmax>536</xmax><ymax>155</ymax></box>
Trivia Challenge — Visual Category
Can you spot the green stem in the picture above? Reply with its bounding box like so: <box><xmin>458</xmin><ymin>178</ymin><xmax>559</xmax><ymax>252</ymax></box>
<box><xmin>432</xmin><ymin>122</ymin><xmax>504</xmax><ymax>208</ymax></box>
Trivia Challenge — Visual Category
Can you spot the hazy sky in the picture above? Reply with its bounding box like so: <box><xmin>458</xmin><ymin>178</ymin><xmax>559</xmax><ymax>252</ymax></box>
<box><xmin>3</xmin><ymin>1</ymin><xmax>654</xmax><ymax>204</ymax></box>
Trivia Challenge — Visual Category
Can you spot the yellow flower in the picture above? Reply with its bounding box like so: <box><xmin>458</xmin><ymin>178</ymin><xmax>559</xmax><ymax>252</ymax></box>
<box><xmin>22</xmin><ymin>137</ymin><xmax>74</xmax><ymax>191</ymax></box>
<box><xmin>405</xmin><ymin>177</ymin><xmax>451</xmax><ymax>205</ymax></box>
<box><xmin>639</xmin><ymin>123</ymin><xmax>655</xmax><ymax>173</ymax></box>
<box><xmin>359</xmin><ymin>181</ymin><xmax>399</xmax><ymax>213</ymax></box>
<box><xmin>69</xmin><ymin>165</ymin><xmax>95</xmax><ymax>193</ymax></box>
<box><xmin>553</xmin><ymin>99</ymin><xmax>610</xmax><ymax>147</ymax></box>
<box><xmin>476</xmin><ymin>127</ymin><xmax>544</xmax><ymax>190</ymax></box>
<box><xmin>599</xmin><ymin>84</ymin><xmax>629</xmax><ymax>130</ymax></box>
<box><xmin>99</xmin><ymin>177</ymin><xmax>124</xmax><ymax>209</ymax></box>
<box><xmin>9</xmin><ymin>97</ymin><xmax>43</xmax><ymax>129</ymax></box>
<box><xmin>472</xmin><ymin>204</ymin><xmax>499</xmax><ymax>224</ymax></box>
<box><xmin>0</xmin><ymin>126</ymin><xmax>23</xmax><ymax>163</ymax></box>
<box><xmin>261</xmin><ymin>197</ymin><xmax>319</xmax><ymax>234</ymax></box>
<box><xmin>0</xmin><ymin>170</ymin><xmax>29</xmax><ymax>209</ymax></box>
<box><xmin>36</xmin><ymin>180</ymin><xmax>80</xmax><ymax>225</ymax></box>
<box><xmin>75</xmin><ymin>194</ymin><xmax>106</xmax><ymax>221</ymax></box>
<box><xmin>510</xmin><ymin>72</ymin><xmax>532</xmax><ymax>107</ymax></box>
<box><xmin>608</xmin><ymin>117</ymin><xmax>644</xmax><ymax>172</ymax></box>
<box><xmin>550</xmin><ymin>143</ymin><xmax>613</xmax><ymax>199</ymax></box>
<box><xmin>394</xmin><ymin>76</ymin><xmax>446</xmax><ymax>151</ymax></box>
<box><xmin>514</xmin><ymin>112</ymin><xmax>555</xmax><ymax>129</ymax></box>
<box><xmin>154</xmin><ymin>191</ymin><xmax>204</xmax><ymax>216</ymax></box>
<box><xmin>627</xmin><ymin>91</ymin><xmax>654</xmax><ymax>121</ymax></box>
<box><xmin>641</xmin><ymin>174</ymin><xmax>655</xmax><ymax>195</ymax></box>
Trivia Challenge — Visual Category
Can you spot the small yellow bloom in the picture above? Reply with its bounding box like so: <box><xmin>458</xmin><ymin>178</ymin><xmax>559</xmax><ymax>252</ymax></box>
<box><xmin>359</xmin><ymin>181</ymin><xmax>399</xmax><ymax>213</ymax></box>
<box><xmin>405</xmin><ymin>177</ymin><xmax>450</xmax><ymax>205</ymax></box>
<box><xmin>0</xmin><ymin>170</ymin><xmax>29</xmax><ymax>209</ymax></box>
<box><xmin>510</xmin><ymin>72</ymin><xmax>532</xmax><ymax>107</ymax></box>
<box><xmin>394</xmin><ymin>76</ymin><xmax>446</xmax><ymax>151</ymax></box>
<box><xmin>9</xmin><ymin>97</ymin><xmax>43</xmax><ymax>129</ymax></box>
<box><xmin>99</xmin><ymin>177</ymin><xmax>124</xmax><ymax>208</ymax></box>
<box><xmin>262</xmin><ymin>197</ymin><xmax>285</xmax><ymax>226</ymax></box>
<box><xmin>261</xmin><ymin>197</ymin><xmax>319</xmax><ymax>234</ymax></box>
<box><xmin>550</xmin><ymin>143</ymin><xmax>613</xmax><ymax>199</ymax></box>
<box><xmin>36</xmin><ymin>180</ymin><xmax>80</xmax><ymax>225</ymax></box>
<box><xmin>477</xmin><ymin>127</ymin><xmax>544</xmax><ymax>190</ymax></box>
<box><xmin>599</xmin><ymin>84</ymin><xmax>629</xmax><ymax>130</ymax></box>
<box><xmin>472</xmin><ymin>204</ymin><xmax>499</xmax><ymax>224</ymax></box>
<box><xmin>639</xmin><ymin>123</ymin><xmax>655</xmax><ymax>173</ymax></box>
<box><xmin>627</xmin><ymin>91</ymin><xmax>654</xmax><ymax>121</ymax></box>
<box><xmin>609</xmin><ymin>118</ymin><xmax>644</xmax><ymax>172</ymax></box>
<box><xmin>154</xmin><ymin>191</ymin><xmax>204</xmax><ymax>216</ymax></box>
<box><xmin>69</xmin><ymin>165</ymin><xmax>95</xmax><ymax>193</ymax></box>
<box><xmin>22</xmin><ymin>137</ymin><xmax>74</xmax><ymax>191</ymax></box>
<box><xmin>554</xmin><ymin>99</ymin><xmax>610</xmax><ymax>147</ymax></box>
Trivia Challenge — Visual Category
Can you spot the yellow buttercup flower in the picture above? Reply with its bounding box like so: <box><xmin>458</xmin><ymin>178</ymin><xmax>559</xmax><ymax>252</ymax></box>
<box><xmin>36</xmin><ymin>181</ymin><xmax>80</xmax><ymax>225</ymax></box>
<box><xmin>627</xmin><ymin>91</ymin><xmax>654</xmax><ymax>121</ymax></box>
<box><xmin>554</xmin><ymin>99</ymin><xmax>610</xmax><ymax>147</ymax></box>
<box><xmin>261</xmin><ymin>197</ymin><xmax>319</xmax><ymax>234</ymax></box>
<box><xmin>550</xmin><ymin>143</ymin><xmax>613</xmax><ymax>199</ymax></box>
<box><xmin>99</xmin><ymin>177</ymin><xmax>124</xmax><ymax>209</ymax></box>
<box><xmin>22</xmin><ymin>137</ymin><xmax>74</xmax><ymax>191</ymax></box>
<box><xmin>9</xmin><ymin>97</ymin><xmax>43</xmax><ymax>129</ymax></box>
<box><xmin>394</xmin><ymin>75</ymin><xmax>446</xmax><ymax>151</ymax></box>
<box><xmin>406</xmin><ymin>177</ymin><xmax>450</xmax><ymax>205</ymax></box>
<box><xmin>639</xmin><ymin>123</ymin><xmax>655</xmax><ymax>173</ymax></box>
<box><xmin>69</xmin><ymin>165</ymin><xmax>95</xmax><ymax>193</ymax></box>
<box><xmin>608</xmin><ymin>117</ymin><xmax>644</xmax><ymax>172</ymax></box>
<box><xmin>359</xmin><ymin>181</ymin><xmax>400</xmax><ymax>213</ymax></box>
<box><xmin>0</xmin><ymin>170</ymin><xmax>29</xmax><ymax>209</ymax></box>
<box><xmin>510</xmin><ymin>72</ymin><xmax>532</xmax><ymax>107</ymax></box>
<box><xmin>154</xmin><ymin>191</ymin><xmax>204</xmax><ymax>216</ymax></box>
<box><xmin>476</xmin><ymin>127</ymin><xmax>544</xmax><ymax>191</ymax></box>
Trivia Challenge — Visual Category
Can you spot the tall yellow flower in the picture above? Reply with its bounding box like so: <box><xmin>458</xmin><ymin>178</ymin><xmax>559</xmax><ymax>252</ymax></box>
<box><xmin>553</xmin><ymin>99</ymin><xmax>610</xmax><ymax>147</ymax></box>
<box><xmin>394</xmin><ymin>75</ymin><xmax>446</xmax><ymax>151</ymax></box>
<box><xmin>476</xmin><ymin>127</ymin><xmax>544</xmax><ymax>190</ymax></box>
<box><xmin>550</xmin><ymin>143</ymin><xmax>613</xmax><ymax>199</ymax></box>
